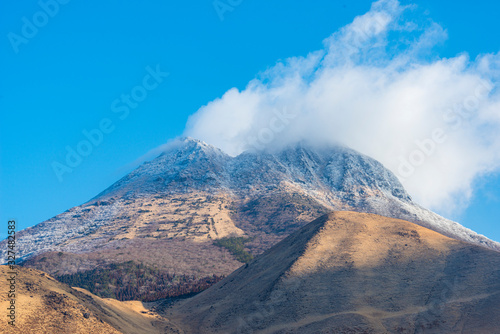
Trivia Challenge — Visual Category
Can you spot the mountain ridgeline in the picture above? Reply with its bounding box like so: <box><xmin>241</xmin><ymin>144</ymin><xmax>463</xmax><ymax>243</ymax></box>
<box><xmin>2</xmin><ymin>138</ymin><xmax>499</xmax><ymax>301</ymax></box>
<box><xmin>167</xmin><ymin>212</ymin><xmax>500</xmax><ymax>333</ymax></box>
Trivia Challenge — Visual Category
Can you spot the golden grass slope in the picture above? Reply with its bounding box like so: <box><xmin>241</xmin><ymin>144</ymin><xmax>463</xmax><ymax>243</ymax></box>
<box><xmin>0</xmin><ymin>266</ymin><xmax>169</xmax><ymax>334</ymax></box>
<box><xmin>167</xmin><ymin>211</ymin><xmax>500</xmax><ymax>333</ymax></box>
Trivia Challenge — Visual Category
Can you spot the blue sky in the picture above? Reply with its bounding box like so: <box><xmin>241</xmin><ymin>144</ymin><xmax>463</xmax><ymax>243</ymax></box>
<box><xmin>1</xmin><ymin>0</ymin><xmax>499</xmax><ymax>242</ymax></box>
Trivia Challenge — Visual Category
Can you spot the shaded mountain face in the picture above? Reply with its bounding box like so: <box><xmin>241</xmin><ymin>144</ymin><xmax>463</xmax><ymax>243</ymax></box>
<box><xmin>168</xmin><ymin>212</ymin><xmax>500</xmax><ymax>334</ymax></box>
<box><xmin>3</xmin><ymin>138</ymin><xmax>499</xmax><ymax>300</ymax></box>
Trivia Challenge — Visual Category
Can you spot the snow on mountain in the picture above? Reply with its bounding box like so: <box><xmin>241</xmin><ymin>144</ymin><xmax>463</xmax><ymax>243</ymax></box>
<box><xmin>2</xmin><ymin>137</ymin><xmax>498</xmax><ymax>266</ymax></box>
<box><xmin>94</xmin><ymin>137</ymin><xmax>500</xmax><ymax>251</ymax></box>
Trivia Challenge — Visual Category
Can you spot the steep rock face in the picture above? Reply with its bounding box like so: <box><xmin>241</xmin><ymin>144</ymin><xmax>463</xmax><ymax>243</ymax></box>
<box><xmin>167</xmin><ymin>212</ymin><xmax>500</xmax><ymax>334</ymax></box>
<box><xmin>1</xmin><ymin>138</ymin><xmax>498</xmax><ymax>300</ymax></box>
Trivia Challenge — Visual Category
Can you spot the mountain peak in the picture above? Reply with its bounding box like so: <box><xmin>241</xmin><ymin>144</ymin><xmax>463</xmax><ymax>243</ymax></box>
<box><xmin>86</xmin><ymin>138</ymin><xmax>498</xmax><ymax>252</ymax></box>
<box><xmin>161</xmin><ymin>136</ymin><xmax>227</xmax><ymax>157</ymax></box>
<box><xmin>4</xmin><ymin>137</ymin><xmax>498</xmax><ymax>289</ymax></box>
<box><xmin>96</xmin><ymin>138</ymin><xmax>230</xmax><ymax>198</ymax></box>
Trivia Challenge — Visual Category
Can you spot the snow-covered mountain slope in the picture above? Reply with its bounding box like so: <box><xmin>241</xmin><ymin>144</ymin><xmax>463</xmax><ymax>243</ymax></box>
<box><xmin>1</xmin><ymin>137</ymin><xmax>498</xmax><ymax>297</ymax></box>
<box><xmin>94</xmin><ymin>137</ymin><xmax>499</xmax><ymax>251</ymax></box>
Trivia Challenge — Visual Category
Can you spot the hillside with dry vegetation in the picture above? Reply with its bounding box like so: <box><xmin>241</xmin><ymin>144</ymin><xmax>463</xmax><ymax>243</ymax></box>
<box><xmin>0</xmin><ymin>265</ymin><xmax>170</xmax><ymax>334</ymax></box>
<box><xmin>167</xmin><ymin>212</ymin><xmax>500</xmax><ymax>333</ymax></box>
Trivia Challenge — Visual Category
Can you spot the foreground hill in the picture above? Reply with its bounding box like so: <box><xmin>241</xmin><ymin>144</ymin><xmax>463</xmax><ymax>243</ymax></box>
<box><xmin>2</xmin><ymin>138</ymin><xmax>498</xmax><ymax>300</ymax></box>
<box><xmin>0</xmin><ymin>266</ymin><xmax>168</xmax><ymax>334</ymax></box>
<box><xmin>167</xmin><ymin>212</ymin><xmax>500</xmax><ymax>333</ymax></box>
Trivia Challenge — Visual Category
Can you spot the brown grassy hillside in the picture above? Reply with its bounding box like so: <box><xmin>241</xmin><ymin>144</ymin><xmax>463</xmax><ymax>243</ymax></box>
<box><xmin>0</xmin><ymin>265</ymin><xmax>170</xmax><ymax>334</ymax></box>
<box><xmin>166</xmin><ymin>212</ymin><xmax>500</xmax><ymax>333</ymax></box>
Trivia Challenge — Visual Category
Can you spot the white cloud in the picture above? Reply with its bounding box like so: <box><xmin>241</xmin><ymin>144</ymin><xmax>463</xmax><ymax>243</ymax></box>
<box><xmin>184</xmin><ymin>0</ymin><xmax>500</xmax><ymax>214</ymax></box>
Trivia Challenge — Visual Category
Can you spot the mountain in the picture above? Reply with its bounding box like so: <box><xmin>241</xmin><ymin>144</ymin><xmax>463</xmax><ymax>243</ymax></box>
<box><xmin>0</xmin><ymin>265</ymin><xmax>169</xmax><ymax>334</ymax></box>
<box><xmin>165</xmin><ymin>211</ymin><xmax>500</xmax><ymax>333</ymax></box>
<box><xmin>2</xmin><ymin>138</ymin><xmax>498</xmax><ymax>300</ymax></box>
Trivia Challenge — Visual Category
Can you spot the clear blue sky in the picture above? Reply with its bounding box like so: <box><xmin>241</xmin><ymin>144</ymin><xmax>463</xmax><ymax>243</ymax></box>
<box><xmin>1</xmin><ymin>0</ymin><xmax>499</xmax><ymax>242</ymax></box>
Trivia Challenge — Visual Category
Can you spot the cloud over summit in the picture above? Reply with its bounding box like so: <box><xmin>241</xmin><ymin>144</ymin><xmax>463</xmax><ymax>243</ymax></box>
<box><xmin>184</xmin><ymin>0</ymin><xmax>500</xmax><ymax>214</ymax></box>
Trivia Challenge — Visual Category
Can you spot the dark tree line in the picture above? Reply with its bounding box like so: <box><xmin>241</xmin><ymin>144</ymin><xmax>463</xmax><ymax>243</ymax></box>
<box><xmin>56</xmin><ymin>261</ymin><xmax>224</xmax><ymax>302</ymax></box>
